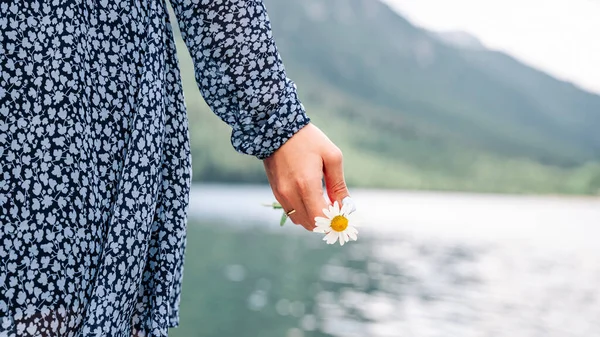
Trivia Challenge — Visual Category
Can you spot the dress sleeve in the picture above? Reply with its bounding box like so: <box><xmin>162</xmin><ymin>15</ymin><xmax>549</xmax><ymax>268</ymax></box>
<box><xmin>169</xmin><ymin>0</ymin><xmax>310</xmax><ymax>159</ymax></box>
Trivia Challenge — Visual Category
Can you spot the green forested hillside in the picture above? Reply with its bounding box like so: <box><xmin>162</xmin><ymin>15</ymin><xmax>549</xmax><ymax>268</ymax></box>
<box><xmin>169</xmin><ymin>0</ymin><xmax>600</xmax><ymax>194</ymax></box>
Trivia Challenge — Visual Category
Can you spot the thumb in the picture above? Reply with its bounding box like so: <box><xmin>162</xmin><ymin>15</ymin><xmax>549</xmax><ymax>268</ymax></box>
<box><xmin>323</xmin><ymin>148</ymin><xmax>350</xmax><ymax>205</ymax></box>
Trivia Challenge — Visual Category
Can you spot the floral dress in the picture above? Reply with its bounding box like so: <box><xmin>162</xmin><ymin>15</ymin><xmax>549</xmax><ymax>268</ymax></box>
<box><xmin>0</xmin><ymin>0</ymin><xmax>309</xmax><ymax>336</ymax></box>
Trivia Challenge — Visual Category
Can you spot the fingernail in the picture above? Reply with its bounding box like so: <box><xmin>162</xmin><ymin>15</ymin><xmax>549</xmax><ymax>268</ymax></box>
<box><xmin>342</xmin><ymin>196</ymin><xmax>356</xmax><ymax>214</ymax></box>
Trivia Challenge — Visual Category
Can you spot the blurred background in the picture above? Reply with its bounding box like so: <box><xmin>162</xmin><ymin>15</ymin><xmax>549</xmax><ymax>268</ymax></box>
<box><xmin>167</xmin><ymin>0</ymin><xmax>600</xmax><ymax>336</ymax></box>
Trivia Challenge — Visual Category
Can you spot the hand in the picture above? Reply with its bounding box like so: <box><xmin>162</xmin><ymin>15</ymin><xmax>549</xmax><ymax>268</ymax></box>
<box><xmin>263</xmin><ymin>123</ymin><xmax>350</xmax><ymax>231</ymax></box>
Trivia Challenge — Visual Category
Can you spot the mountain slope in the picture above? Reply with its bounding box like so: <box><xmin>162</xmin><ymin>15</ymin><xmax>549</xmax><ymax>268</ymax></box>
<box><xmin>168</xmin><ymin>0</ymin><xmax>600</xmax><ymax>194</ymax></box>
<box><xmin>265</xmin><ymin>0</ymin><xmax>600</xmax><ymax>165</ymax></box>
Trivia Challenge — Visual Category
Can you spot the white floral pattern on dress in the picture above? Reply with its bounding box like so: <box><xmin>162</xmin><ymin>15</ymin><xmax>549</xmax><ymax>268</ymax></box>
<box><xmin>0</xmin><ymin>0</ymin><xmax>309</xmax><ymax>336</ymax></box>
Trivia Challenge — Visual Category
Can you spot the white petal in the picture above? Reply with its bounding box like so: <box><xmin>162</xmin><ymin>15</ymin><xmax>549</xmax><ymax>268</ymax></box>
<box><xmin>314</xmin><ymin>225</ymin><xmax>331</xmax><ymax>234</ymax></box>
<box><xmin>315</xmin><ymin>222</ymin><xmax>331</xmax><ymax>228</ymax></box>
<box><xmin>313</xmin><ymin>226</ymin><xmax>328</xmax><ymax>233</ymax></box>
<box><xmin>315</xmin><ymin>221</ymin><xmax>331</xmax><ymax>228</ymax></box>
<box><xmin>315</xmin><ymin>217</ymin><xmax>330</xmax><ymax>226</ymax></box>
<box><xmin>342</xmin><ymin>196</ymin><xmax>356</xmax><ymax>214</ymax></box>
<box><xmin>337</xmin><ymin>232</ymin><xmax>344</xmax><ymax>244</ymax></box>
<box><xmin>341</xmin><ymin>203</ymin><xmax>350</xmax><ymax>216</ymax></box>
<box><xmin>332</xmin><ymin>201</ymin><xmax>340</xmax><ymax>215</ymax></box>
<box><xmin>335</xmin><ymin>232</ymin><xmax>343</xmax><ymax>244</ymax></box>
<box><xmin>347</xmin><ymin>230</ymin><xmax>358</xmax><ymax>241</ymax></box>
<box><xmin>324</xmin><ymin>231</ymin><xmax>338</xmax><ymax>244</ymax></box>
<box><xmin>339</xmin><ymin>232</ymin><xmax>345</xmax><ymax>246</ymax></box>
<box><xmin>323</xmin><ymin>207</ymin><xmax>334</xmax><ymax>219</ymax></box>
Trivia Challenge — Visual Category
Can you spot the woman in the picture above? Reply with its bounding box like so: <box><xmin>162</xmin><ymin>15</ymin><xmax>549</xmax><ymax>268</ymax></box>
<box><xmin>0</xmin><ymin>0</ymin><xmax>349</xmax><ymax>336</ymax></box>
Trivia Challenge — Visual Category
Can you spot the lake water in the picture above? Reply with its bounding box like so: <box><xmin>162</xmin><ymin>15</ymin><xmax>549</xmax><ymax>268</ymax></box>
<box><xmin>172</xmin><ymin>184</ymin><xmax>600</xmax><ymax>337</ymax></box>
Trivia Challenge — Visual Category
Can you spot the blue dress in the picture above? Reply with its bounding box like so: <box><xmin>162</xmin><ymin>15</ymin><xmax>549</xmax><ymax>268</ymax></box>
<box><xmin>0</xmin><ymin>0</ymin><xmax>309</xmax><ymax>336</ymax></box>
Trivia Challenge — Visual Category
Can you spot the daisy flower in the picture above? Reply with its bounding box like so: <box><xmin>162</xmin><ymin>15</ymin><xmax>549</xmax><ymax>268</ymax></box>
<box><xmin>313</xmin><ymin>200</ymin><xmax>358</xmax><ymax>246</ymax></box>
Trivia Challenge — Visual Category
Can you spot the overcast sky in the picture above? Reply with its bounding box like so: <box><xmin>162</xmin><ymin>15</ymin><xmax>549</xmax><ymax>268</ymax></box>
<box><xmin>383</xmin><ymin>0</ymin><xmax>600</xmax><ymax>94</ymax></box>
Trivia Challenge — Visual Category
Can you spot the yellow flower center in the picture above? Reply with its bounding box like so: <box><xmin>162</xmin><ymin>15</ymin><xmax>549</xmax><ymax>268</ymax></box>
<box><xmin>330</xmin><ymin>215</ymin><xmax>349</xmax><ymax>232</ymax></box>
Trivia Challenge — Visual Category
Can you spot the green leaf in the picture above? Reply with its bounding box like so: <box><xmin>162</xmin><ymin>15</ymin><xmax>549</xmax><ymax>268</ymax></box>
<box><xmin>280</xmin><ymin>213</ymin><xmax>287</xmax><ymax>226</ymax></box>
